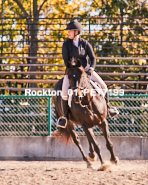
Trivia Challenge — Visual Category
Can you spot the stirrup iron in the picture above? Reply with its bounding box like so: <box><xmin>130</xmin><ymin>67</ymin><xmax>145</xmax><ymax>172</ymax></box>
<box><xmin>57</xmin><ymin>116</ymin><xmax>68</xmax><ymax>128</ymax></box>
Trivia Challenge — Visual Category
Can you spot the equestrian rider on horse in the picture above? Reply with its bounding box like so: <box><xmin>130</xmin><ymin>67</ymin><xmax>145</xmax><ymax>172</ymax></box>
<box><xmin>58</xmin><ymin>21</ymin><xmax>119</xmax><ymax>128</ymax></box>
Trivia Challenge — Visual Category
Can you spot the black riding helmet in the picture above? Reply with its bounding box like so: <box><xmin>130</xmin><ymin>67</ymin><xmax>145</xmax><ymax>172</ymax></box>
<box><xmin>65</xmin><ymin>21</ymin><xmax>83</xmax><ymax>35</ymax></box>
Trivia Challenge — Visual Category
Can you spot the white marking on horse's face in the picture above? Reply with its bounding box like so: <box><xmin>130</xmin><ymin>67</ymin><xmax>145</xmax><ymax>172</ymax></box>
<box><xmin>73</xmin><ymin>75</ymin><xmax>75</xmax><ymax>77</ymax></box>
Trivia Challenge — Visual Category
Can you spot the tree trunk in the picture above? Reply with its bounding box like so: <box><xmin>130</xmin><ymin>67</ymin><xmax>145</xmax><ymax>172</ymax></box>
<box><xmin>29</xmin><ymin>18</ymin><xmax>39</xmax><ymax>88</ymax></box>
<box><xmin>13</xmin><ymin>0</ymin><xmax>47</xmax><ymax>89</ymax></box>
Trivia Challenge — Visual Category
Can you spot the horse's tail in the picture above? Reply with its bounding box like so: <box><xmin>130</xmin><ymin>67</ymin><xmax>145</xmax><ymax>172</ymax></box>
<box><xmin>52</xmin><ymin>122</ymin><xmax>74</xmax><ymax>145</ymax></box>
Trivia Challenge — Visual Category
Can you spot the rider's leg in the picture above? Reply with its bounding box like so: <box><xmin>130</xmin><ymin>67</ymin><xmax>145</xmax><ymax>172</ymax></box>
<box><xmin>91</xmin><ymin>71</ymin><xmax>108</xmax><ymax>95</ymax></box>
<box><xmin>58</xmin><ymin>75</ymin><xmax>69</xmax><ymax>128</ymax></box>
<box><xmin>91</xmin><ymin>71</ymin><xmax>119</xmax><ymax>118</ymax></box>
<box><xmin>104</xmin><ymin>90</ymin><xmax>119</xmax><ymax>118</ymax></box>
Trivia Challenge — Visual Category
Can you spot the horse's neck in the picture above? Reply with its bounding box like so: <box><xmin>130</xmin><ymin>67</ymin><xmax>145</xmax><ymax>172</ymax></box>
<box><xmin>83</xmin><ymin>81</ymin><xmax>102</xmax><ymax>104</ymax></box>
<box><xmin>82</xmin><ymin>82</ymin><xmax>93</xmax><ymax>104</ymax></box>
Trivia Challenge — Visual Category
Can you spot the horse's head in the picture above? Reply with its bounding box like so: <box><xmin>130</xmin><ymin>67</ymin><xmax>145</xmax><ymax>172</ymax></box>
<box><xmin>66</xmin><ymin>58</ymin><xmax>88</xmax><ymax>103</ymax></box>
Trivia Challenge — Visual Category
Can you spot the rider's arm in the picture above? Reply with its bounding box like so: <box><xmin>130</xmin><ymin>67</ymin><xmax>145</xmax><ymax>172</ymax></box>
<box><xmin>87</xmin><ymin>42</ymin><xmax>96</xmax><ymax>69</ymax></box>
<box><xmin>62</xmin><ymin>41</ymin><xmax>70</xmax><ymax>67</ymax></box>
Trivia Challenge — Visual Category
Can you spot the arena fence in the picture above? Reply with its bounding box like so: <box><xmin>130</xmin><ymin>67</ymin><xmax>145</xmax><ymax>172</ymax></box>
<box><xmin>0</xmin><ymin>94</ymin><xmax>147</xmax><ymax>137</ymax></box>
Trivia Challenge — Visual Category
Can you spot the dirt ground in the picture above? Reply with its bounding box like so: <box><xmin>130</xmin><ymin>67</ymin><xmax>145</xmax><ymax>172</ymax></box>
<box><xmin>0</xmin><ymin>160</ymin><xmax>147</xmax><ymax>185</ymax></box>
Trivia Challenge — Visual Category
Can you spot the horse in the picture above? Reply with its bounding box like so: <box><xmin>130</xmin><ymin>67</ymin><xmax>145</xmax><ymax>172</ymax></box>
<box><xmin>53</xmin><ymin>58</ymin><xmax>118</xmax><ymax>169</ymax></box>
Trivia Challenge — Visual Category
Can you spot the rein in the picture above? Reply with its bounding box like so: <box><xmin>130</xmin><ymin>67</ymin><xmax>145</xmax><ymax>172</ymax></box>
<box><xmin>67</xmin><ymin>63</ymin><xmax>94</xmax><ymax>115</ymax></box>
<box><xmin>70</xmin><ymin>76</ymin><xmax>94</xmax><ymax>116</ymax></box>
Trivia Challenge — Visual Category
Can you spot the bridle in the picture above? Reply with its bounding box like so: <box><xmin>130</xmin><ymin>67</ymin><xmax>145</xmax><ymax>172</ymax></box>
<box><xmin>67</xmin><ymin>63</ymin><xmax>94</xmax><ymax>116</ymax></box>
<box><xmin>69</xmin><ymin>75</ymin><xmax>93</xmax><ymax>109</ymax></box>
<box><xmin>70</xmin><ymin>73</ymin><xmax>90</xmax><ymax>90</ymax></box>
<box><xmin>70</xmin><ymin>74</ymin><xmax>89</xmax><ymax>94</ymax></box>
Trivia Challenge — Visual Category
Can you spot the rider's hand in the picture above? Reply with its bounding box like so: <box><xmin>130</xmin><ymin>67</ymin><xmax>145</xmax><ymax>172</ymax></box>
<box><xmin>86</xmin><ymin>68</ymin><xmax>93</xmax><ymax>76</ymax></box>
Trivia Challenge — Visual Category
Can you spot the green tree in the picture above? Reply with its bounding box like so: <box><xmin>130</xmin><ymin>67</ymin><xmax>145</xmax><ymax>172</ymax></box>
<box><xmin>89</xmin><ymin>0</ymin><xmax>148</xmax><ymax>90</ymax></box>
<box><xmin>90</xmin><ymin>0</ymin><xmax>148</xmax><ymax>59</ymax></box>
<box><xmin>0</xmin><ymin>0</ymin><xmax>90</xmax><ymax>91</ymax></box>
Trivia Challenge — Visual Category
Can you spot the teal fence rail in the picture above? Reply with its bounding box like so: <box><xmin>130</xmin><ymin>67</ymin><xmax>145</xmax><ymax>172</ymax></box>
<box><xmin>0</xmin><ymin>94</ymin><xmax>147</xmax><ymax>136</ymax></box>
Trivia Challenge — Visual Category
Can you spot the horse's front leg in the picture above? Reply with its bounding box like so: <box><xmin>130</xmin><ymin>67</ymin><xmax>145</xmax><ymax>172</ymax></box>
<box><xmin>68</xmin><ymin>127</ymin><xmax>92</xmax><ymax>168</ymax></box>
<box><xmin>82</xmin><ymin>123</ymin><xmax>104</xmax><ymax>165</ymax></box>
<box><xmin>100</xmin><ymin>119</ymin><xmax>119</xmax><ymax>164</ymax></box>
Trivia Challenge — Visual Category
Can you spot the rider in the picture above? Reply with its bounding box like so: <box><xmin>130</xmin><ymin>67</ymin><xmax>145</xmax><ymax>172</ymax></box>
<box><xmin>58</xmin><ymin>21</ymin><xmax>119</xmax><ymax>128</ymax></box>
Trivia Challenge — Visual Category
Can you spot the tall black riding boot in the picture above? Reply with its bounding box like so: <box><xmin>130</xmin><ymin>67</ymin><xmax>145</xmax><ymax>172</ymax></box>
<box><xmin>105</xmin><ymin>91</ymin><xmax>119</xmax><ymax>118</ymax></box>
<box><xmin>57</xmin><ymin>99</ymin><xmax>68</xmax><ymax>128</ymax></box>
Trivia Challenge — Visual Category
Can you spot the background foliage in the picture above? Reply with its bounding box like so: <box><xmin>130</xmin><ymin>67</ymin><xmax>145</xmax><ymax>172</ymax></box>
<box><xmin>0</xmin><ymin>0</ymin><xmax>147</xmax><ymax>93</ymax></box>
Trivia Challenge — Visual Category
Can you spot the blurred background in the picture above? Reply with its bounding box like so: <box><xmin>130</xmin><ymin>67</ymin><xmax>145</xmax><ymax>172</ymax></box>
<box><xmin>0</xmin><ymin>0</ymin><xmax>147</xmax><ymax>136</ymax></box>
<box><xmin>0</xmin><ymin>0</ymin><xmax>147</xmax><ymax>95</ymax></box>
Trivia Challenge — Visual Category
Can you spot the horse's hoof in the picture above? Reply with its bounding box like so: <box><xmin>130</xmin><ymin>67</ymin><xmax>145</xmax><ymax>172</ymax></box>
<box><xmin>97</xmin><ymin>163</ymin><xmax>111</xmax><ymax>171</ymax></box>
<box><xmin>87</xmin><ymin>163</ymin><xmax>93</xmax><ymax>169</ymax></box>
<box><xmin>115</xmin><ymin>156</ymin><xmax>119</xmax><ymax>165</ymax></box>
<box><xmin>88</xmin><ymin>153</ymin><xmax>97</xmax><ymax>162</ymax></box>
<box><xmin>110</xmin><ymin>156</ymin><xmax>119</xmax><ymax>165</ymax></box>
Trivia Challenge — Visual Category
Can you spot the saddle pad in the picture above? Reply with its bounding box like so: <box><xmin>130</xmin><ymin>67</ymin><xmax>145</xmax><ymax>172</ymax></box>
<box><xmin>89</xmin><ymin>79</ymin><xmax>105</xmax><ymax>98</ymax></box>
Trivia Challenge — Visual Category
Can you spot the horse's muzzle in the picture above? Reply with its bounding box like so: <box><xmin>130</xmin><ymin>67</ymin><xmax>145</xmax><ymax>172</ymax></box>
<box><xmin>73</xmin><ymin>96</ymin><xmax>80</xmax><ymax>104</ymax></box>
<box><xmin>72</xmin><ymin>88</ymin><xmax>83</xmax><ymax>104</ymax></box>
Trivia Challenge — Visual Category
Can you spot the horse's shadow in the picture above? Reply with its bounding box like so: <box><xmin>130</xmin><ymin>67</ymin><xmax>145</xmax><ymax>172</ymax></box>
<box><xmin>53</xmin><ymin>58</ymin><xmax>119</xmax><ymax>169</ymax></box>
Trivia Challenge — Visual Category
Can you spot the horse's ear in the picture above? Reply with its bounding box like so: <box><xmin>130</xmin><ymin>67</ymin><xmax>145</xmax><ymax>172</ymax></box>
<box><xmin>77</xmin><ymin>59</ymin><xmax>82</xmax><ymax>67</ymax></box>
<box><xmin>67</xmin><ymin>60</ymin><xmax>71</xmax><ymax>69</ymax></box>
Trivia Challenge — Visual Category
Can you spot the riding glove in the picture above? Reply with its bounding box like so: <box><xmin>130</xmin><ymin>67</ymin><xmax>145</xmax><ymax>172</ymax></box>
<box><xmin>86</xmin><ymin>68</ymin><xmax>93</xmax><ymax>76</ymax></box>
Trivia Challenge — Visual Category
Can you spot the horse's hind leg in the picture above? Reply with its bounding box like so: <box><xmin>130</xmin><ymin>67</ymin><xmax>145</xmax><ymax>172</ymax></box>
<box><xmin>82</xmin><ymin>123</ymin><xmax>104</xmax><ymax>165</ymax></box>
<box><xmin>68</xmin><ymin>126</ymin><xmax>92</xmax><ymax>168</ymax></box>
<box><xmin>100</xmin><ymin>119</ymin><xmax>118</xmax><ymax>164</ymax></box>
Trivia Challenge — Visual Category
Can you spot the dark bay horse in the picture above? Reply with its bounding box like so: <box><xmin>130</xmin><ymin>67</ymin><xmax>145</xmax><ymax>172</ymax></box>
<box><xmin>53</xmin><ymin>58</ymin><xmax>118</xmax><ymax>168</ymax></box>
